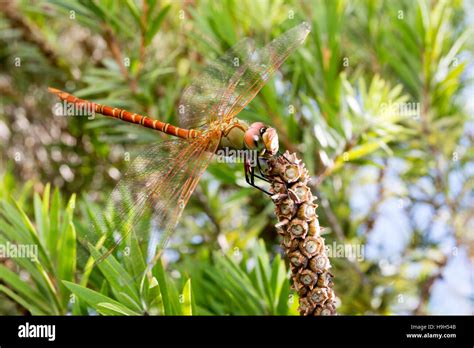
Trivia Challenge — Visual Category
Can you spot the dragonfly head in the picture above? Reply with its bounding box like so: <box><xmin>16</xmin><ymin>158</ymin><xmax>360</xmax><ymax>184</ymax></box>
<box><xmin>244</xmin><ymin>122</ymin><xmax>279</xmax><ymax>157</ymax></box>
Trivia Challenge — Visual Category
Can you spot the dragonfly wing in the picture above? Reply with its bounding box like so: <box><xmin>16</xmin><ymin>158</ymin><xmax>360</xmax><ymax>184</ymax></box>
<box><xmin>178</xmin><ymin>22</ymin><xmax>311</xmax><ymax>131</ymax></box>
<box><xmin>81</xmin><ymin>133</ymin><xmax>220</xmax><ymax>270</ymax></box>
<box><xmin>178</xmin><ymin>38</ymin><xmax>255</xmax><ymax>130</ymax></box>
<box><xmin>222</xmin><ymin>22</ymin><xmax>311</xmax><ymax>122</ymax></box>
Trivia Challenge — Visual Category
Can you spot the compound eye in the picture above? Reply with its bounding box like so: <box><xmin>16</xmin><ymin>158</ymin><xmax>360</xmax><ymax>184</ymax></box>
<box><xmin>259</xmin><ymin>127</ymin><xmax>267</xmax><ymax>135</ymax></box>
<box><xmin>253</xmin><ymin>135</ymin><xmax>259</xmax><ymax>147</ymax></box>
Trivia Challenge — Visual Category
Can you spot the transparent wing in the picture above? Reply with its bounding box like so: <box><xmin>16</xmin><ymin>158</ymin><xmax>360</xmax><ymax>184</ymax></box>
<box><xmin>80</xmin><ymin>133</ymin><xmax>220</xmax><ymax>271</ymax></box>
<box><xmin>178</xmin><ymin>22</ymin><xmax>311</xmax><ymax>130</ymax></box>
<box><xmin>222</xmin><ymin>22</ymin><xmax>311</xmax><ymax>122</ymax></box>
<box><xmin>178</xmin><ymin>38</ymin><xmax>255</xmax><ymax>130</ymax></box>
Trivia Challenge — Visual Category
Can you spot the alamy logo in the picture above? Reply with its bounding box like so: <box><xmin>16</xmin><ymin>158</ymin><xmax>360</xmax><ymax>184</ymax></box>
<box><xmin>52</xmin><ymin>100</ymin><xmax>95</xmax><ymax>119</ymax></box>
<box><xmin>0</xmin><ymin>242</ymin><xmax>38</xmax><ymax>261</ymax></box>
<box><xmin>18</xmin><ymin>322</ymin><xmax>56</xmax><ymax>341</ymax></box>
<box><xmin>215</xmin><ymin>148</ymin><xmax>258</xmax><ymax>167</ymax></box>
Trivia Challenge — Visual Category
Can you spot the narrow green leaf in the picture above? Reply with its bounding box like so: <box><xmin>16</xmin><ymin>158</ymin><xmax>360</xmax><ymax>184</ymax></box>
<box><xmin>276</xmin><ymin>281</ymin><xmax>290</xmax><ymax>315</ymax></box>
<box><xmin>33</xmin><ymin>193</ymin><xmax>44</xmax><ymax>242</ymax></box>
<box><xmin>0</xmin><ymin>285</ymin><xmax>46</xmax><ymax>315</ymax></box>
<box><xmin>48</xmin><ymin>187</ymin><xmax>60</xmax><ymax>262</ymax></box>
<box><xmin>181</xmin><ymin>279</ymin><xmax>192</xmax><ymax>316</ymax></box>
<box><xmin>125</xmin><ymin>0</ymin><xmax>143</xmax><ymax>29</ymax></box>
<box><xmin>97</xmin><ymin>302</ymin><xmax>137</xmax><ymax>316</ymax></box>
<box><xmin>0</xmin><ymin>265</ymin><xmax>50</xmax><ymax>314</ymax></box>
<box><xmin>12</xmin><ymin>200</ymin><xmax>53</xmax><ymax>272</ymax></box>
<box><xmin>41</xmin><ymin>183</ymin><xmax>51</xmax><ymax>243</ymax></box>
<box><xmin>33</xmin><ymin>258</ymin><xmax>62</xmax><ymax>314</ymax></box>
<box><xmin>63</xmin><ymin>281</ymin><xmax>139</xmax><ymax>315</ymax></box>
<box><xmin>145</xmin><ymin>4</ymin><xmax>170</xmax><ymax>46</ymax></box>
<box><xmin>152</xmin><ymin>261</ymin><xmax>172</xmax><ymax>315</ymax></box>
<box><xmin>88</xmin><ymin>246</ymin><xmax>140</xmax><ymax>307</ymax></box>
<box><xmin>58</xmin><ymin>222</ymin><xmax>76</xmax><ymax>283</ymax></box>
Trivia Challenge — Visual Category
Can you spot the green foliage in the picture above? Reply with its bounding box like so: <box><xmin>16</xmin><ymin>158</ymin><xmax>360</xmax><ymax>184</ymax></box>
<box><xmin>189</xmin><ymin>240</ymin><xmax>296</xmax><ymax>315</ymax></box>
<box><xmin>0</xmin><ymin>184</ymin><xmax>76</xmax><ymax>314</ymax></box>
<box><xmin>0</xmin><ymin>180</ymin><xmax>295</xmax><ymax>315</ymax></box>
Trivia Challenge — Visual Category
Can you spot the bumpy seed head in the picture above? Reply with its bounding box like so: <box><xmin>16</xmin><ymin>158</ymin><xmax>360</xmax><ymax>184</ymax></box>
<box><xmin>288</xmin><ymin>182</ymin><xmax>311</xmax><ymax>203</ymax></box>
<box><xmin>299</xmin><ymin>167</ymin><xmax>310</xmax><ymax>183</ymax></box>
<box><xmin>270</xmin><ymin>177</ymin><xmax>287</xmax><ymax>194</ymax></box>
<box><xmin>298</xmin><ymin>269</ymin><xmax>318</xmax><ymax>289</ymax></box>
<box><xmin>297</xmin><ymin>202</ymin><xmax>317</xmax><ymax>221</ymax></box>
<box><xmin>282</xmin><ymin>234</ymin><xmax>299</xmax><ymax>251</ymax></box>
<box><xmin>291</xmin><ymin>281</ymin><xmax>308</xmax><ymax>296</ymax></box>
<box><xmin>326</xmin><ymin>288</ymin><xmax>335</xmax><ymax>302</ymax></box>
<box><xmin>276</xmin><ymin>220</ymin><xmax>289</xmax><ymax>235</ymax></box>
<box><xmin>298</xmin><ymin>298</ymin><xmax>312</xmax><ymax>316</ymax></box>
<box><xmin>297</xmin><ymin>286</ymin><xmax>308</xmax><ymax>297</ymax></box>
<box><xmin>283</xmin><ymin>152</ymin><xmax>299</xmax><ymax>164</ymax></box>
<box><xmin>317</xmin><ymin>271</ymin><xmax>334</xmax><ymax>288</ymax></box>
<box><xmin>267</xmin><ymin>150</ymin><xmax>336</xmax><ymax>315</ymax></box>
<box><xmin>267</xmin><ymin>157</ymin><xmax>286</xmax><ymax>177</ymax></box>
<box><xmin>276</xmin><ymin>198</ymin><xmax>296</xmax><ymax>219</ymax></box>
<box><xmin>299</xmin><ymin>237</ymin><xmax>324</xmax><ymax>258</ymax></box>
<box><xmin>281</xmin><ymin>163</ymin><xmax>301</xmax><ymax>183</ymax></box>
<box><xmin>287</xmin><ymin>218</ymin><xmax>308</xmax><ymax>239</ymax></box>
<box><xmin>310</xmin><ymin>253</ymin><xmax>329</xmax><ymax>273</ymax></box>
<box><xmin>308</xmin><ymin>218</ymin><xmax>321</xmax><ymax>236</ymax></box>
<box><xmin>271</xmin><ymin>192</ymin><xmax>287</xmax><ymax>202</ymax></box>
<box><xmin>288</xmin><ymin>251</ymin><xmax>308</xmax><ymax>269</ymax></box>
<box><xmin>309</xmin><ymin>288</ymin><xmax>328</xmax><ymax>305</ymax></box>
<box><xmin>314</xmin><ymin>303</ymin><xmax>336</xmax><ymax>316</ymax></box>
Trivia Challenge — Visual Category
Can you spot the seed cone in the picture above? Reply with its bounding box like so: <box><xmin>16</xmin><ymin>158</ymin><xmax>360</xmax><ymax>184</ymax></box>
<box><xmin>265</xmin><ymin>151</ymin><xmax>337</xmax><ymax>316</ymax></box>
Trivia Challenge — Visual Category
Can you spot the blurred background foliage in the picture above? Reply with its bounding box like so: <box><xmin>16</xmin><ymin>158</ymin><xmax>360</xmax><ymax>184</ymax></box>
<box><xmin>0</xmin><ymin>0</ymin><xmax>473</xmax><ymax>315</ymax></box>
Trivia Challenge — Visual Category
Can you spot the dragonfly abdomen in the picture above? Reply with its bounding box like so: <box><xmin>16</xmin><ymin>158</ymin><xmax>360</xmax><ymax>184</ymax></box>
<box><xmin>48</xmin><ymin>87</ymin><xmax>200</xmax><ymax>139</ymax></box>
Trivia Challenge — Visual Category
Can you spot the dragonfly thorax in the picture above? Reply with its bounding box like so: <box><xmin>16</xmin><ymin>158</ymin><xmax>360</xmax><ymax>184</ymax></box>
<box><xmin>218</xmin><ymin>118</ymin><xmax>250</xmax><ymax>150</ymax></box>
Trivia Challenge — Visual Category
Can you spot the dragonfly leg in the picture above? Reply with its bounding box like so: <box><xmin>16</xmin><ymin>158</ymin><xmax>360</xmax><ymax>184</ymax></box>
<box><xmin>256</xmin><ymin>157</ymin><xmax>271</xmax><ymax>182</ymax></box>
<box><xmin>244</xmin><ymin>159</ymin><xmax>272</xmax><ymax>196</ymax></box>
<box><xmin>277</xmin><ymin>150</ymin><xmax>291</xmax><ymax>164</ymax></box>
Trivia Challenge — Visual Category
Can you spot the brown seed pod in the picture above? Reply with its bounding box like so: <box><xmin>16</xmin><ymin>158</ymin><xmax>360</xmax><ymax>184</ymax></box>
<box><xmin>299</xmin><ymin>237</ymin><xmax>324</xmax><ymax>258</ymax></box>
<box><xmin>297</xmin><ymin>202</ymin><xmax>317</xmax><ymax>221</ymax></box>
<box><xmin>267</xmin><ymin>159</ymin><xmax>285</xmax><ymax>177</ymax></box>
<box><xmin>275</xmin><ymin>219</ymin><xmax>289</xmax><ymax>229</ymax></box>
<box><xmin>267</xmin><ymin>150</ymin><xmax>337</xmax><ymax>316</ymax></box>
<box><xmin>280</xmin><ymin>152</ymin><xmax>298</xmax><ymax>163</ymax></box>
<box><xmin>299</xmin><ymin>167</ymin><xmax>310</xmax><ymax>184</ymax></box>
<box><xmin>308</xmin><ymin>288</ymin><xmax>328</xmax><ymax>305</ymax></box>
<box><xmin>291</xmin><ymin>282</ymin><xmax>308</xmax><ymax>297</ymax></box>
<box><xmin>289</xmin><ymin>263</ymin><xmax>299</xmax><ymax>275</ymax></box>
<box><xmin>282</xmin><ymin>234</ymin><xmax>299</xmax><ymax>251</ymax></box>
<box><xmin>326</xmin><ymin>288</ymin><xmax>335</xmax><ymax>302</ymax></box>
<box><xmin>275</xmin><ymin>224</ymin><xmax>286</xmax><ymax>236</ymax></box>
<box><xmin>270</xmin><ymin>177</ymin><xmax>287</xmax><ymax>195</ymax></box>
<box><xmin>314</xmin><ymin>303</ymin><xmax>337</xmax><ymax>316</ymax></box>
<box><xmin>281</xmin><ymin>163</ymin><xmax>301</xmax><ymax>183</ymax></box>
<box><xmin>271</xmin><ymin>192</ymin><xmax>287</xmax><ymax>203</ymax></box>
<box><xmin>288</xmin><ymin>182</ymin><xmax>311</xmax><ymax>203</ymax></box>
<box><xmin>288</xmin><ymin>250</ymin><xmax>308</xmax><ymax>269</ymax></box>
<box><xmin>309</xmin><ymin>253</ymin><xmax>330</xmax><ymax>273</ymax></box>
<box><xmin>298</xmin><ymin>269</ymin><xmax>318</xmax><ymax>289</ymax></box>
<box><xmin>287</xmin><ymin>218</ymin><xmax>308</xmax><ymax>239</ymax></box>
<box><xmin>298</xmin><ymin>297</ymin><xmax>312</xmax><ymax>316</ymax></box>
<box><xmin>308</xmin><ymin>218</ymin><xmax>321</xmax><ymax>236</ymax></box>
<box><xmin>276</xmin><ymin>198</ymin><xmax>296</xmax><ymax>220</ymax></box>
<box><xmin>298</xmin><ymin>287</ymin><xmax>308</xmax><ymax>297</ymax></box>
<box><xmin>317</xmin><ymin>271</ymin><xmax>334</xmax><ymax>288</ymax></box>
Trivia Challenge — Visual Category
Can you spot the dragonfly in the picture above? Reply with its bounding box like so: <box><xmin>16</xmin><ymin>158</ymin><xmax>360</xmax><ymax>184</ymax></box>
<box><xmin>49</xmin><ymin>22</ymin><xmax>311</xmax><ymax>271</ymax></box>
